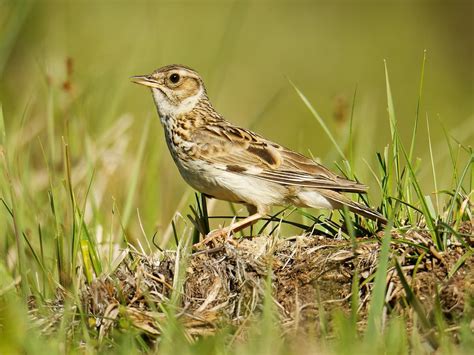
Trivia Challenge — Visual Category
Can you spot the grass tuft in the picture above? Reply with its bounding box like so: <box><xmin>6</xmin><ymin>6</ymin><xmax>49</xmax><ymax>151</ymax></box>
<box><xmin>0</xmin><ymin>57</ymin><xmax>472</xmax><ymax>354</ymax></box>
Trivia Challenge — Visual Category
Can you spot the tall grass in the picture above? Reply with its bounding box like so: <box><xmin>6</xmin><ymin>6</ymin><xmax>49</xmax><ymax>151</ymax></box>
<box><xmin>1</xmin><ymin>51</ymin><xmax>473</xmax><ymax>354</ymax></box>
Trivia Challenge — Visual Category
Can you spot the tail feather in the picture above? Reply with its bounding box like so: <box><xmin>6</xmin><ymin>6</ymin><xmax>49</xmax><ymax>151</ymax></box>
<box><xmin>345</xmin><ymin>200</ymin><xmax>387</xmax><ymax>224</ymax></box>
<box><xmin>317</xmin><ymin>189</ymin><xmax>387</xmax><ymax>224</ymax></box>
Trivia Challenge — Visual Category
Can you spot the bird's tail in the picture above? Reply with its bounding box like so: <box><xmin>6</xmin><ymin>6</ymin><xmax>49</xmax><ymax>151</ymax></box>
<box><xmin>344</xmin><ymin>200</ymin><xmax>387</xmax><ymax>224</ymax></box>
<box><xmin>317</xmin><ymin>189</ymin><xmax>387</xmax><ymax>224</ymax></box>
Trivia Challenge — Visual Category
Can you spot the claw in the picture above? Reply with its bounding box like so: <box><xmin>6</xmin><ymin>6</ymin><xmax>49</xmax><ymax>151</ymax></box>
<box><xmin>193</xmin><ymin>213</ymin><xmax>263</xmax><ymax>249</ymax></box>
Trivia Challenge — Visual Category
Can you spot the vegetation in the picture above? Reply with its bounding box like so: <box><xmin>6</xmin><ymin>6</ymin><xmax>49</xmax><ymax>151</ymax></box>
<box><xmin>0</xmin><ymin>1</ymin><xmax>472</xmax><ymax>354</ymax></box>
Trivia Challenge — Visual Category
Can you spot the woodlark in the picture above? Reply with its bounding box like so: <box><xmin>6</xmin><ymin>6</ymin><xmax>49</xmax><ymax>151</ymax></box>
<box><xmin>131</xmin><ymin>64</ymin><xmax>386</xmax><ymax>243</ymax></box>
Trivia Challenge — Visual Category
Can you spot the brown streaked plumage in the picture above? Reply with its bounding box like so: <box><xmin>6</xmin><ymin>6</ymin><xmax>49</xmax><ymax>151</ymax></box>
<box><xmin>131</xmin><ymin>64</ymin><xmax>386</xmax><ymax>243</ymax></box>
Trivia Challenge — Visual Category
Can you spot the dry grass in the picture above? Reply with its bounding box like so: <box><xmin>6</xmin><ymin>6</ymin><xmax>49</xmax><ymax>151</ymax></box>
<box><xmin>29</xmin><ymin>219</ymin><xmax>473</xmax><ymax>349</ymax></box>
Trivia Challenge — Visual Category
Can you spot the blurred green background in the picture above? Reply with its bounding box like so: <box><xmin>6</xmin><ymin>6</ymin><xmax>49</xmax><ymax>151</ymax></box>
<box><xmin>0</xmin><ymin>0</ymin><xmax>472</xmax><ymax>245</ymax></box>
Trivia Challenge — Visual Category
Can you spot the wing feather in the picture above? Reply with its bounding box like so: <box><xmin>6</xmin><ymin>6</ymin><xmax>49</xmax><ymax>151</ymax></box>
<box><xmin>191</xmin><ymin>123</ymin><xmax>367</xmax><ymax>193</ymax></box>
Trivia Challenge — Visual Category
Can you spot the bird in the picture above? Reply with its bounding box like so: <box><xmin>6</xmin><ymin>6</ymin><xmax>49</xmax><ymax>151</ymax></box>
<box><xmin>131</xmin><ymin>64</ymin><xmax>386</xmax><ymax>245</ymax></box>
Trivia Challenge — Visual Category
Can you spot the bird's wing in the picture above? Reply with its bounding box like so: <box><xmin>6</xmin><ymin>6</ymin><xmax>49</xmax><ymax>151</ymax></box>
<box><xmin>192</xmin><ymin>123</ymin><xmax>367</xmax><ymax>192</ymax></box>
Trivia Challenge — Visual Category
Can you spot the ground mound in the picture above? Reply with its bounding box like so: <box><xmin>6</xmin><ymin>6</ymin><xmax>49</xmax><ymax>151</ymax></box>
<box><xmin>71</xmin><ymin>220</ymin><xmax>473</xmax><ymax>345</ymax></box>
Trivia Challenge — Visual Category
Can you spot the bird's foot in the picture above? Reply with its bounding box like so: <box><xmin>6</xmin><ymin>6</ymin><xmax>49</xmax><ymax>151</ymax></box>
<box><xmin>193</xmin><ymin>213</ymin><xmax>264</xmax><ymax>250</ymax></box>
<box><xmin>193</xmin><ymin>226</ymin><xmax>237</xmax><ymax>249</ymax></box>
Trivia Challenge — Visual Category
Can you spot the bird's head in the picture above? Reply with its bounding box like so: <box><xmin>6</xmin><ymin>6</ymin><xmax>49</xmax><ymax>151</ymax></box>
<box><xmin>131</xmin><ymin>64</ymin><xmax>207</xmax><ymax>119</ymax></box>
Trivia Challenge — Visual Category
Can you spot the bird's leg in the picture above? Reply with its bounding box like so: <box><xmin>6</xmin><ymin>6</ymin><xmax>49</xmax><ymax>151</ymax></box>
<box><xmin>193</xmin><ymin>212</ymin><xmax>263</xmax><ymax>248</ymax></box>
<box><xmin>246</xmin><ymin>204</ymin><xmax>258</xmax><ymax>236</ymax></box>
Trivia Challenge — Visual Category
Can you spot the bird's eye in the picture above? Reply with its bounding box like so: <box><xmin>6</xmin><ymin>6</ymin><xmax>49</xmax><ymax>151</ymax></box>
<box><xmin>169</xmin><ymin>73</ymin><xmax>180</xmax><ymax>84</ymax></box>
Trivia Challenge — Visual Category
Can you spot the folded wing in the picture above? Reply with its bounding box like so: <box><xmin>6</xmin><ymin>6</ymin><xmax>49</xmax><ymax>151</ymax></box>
<box><xmin>192</xmin><ymin>123</ymin><xmax>367</xmax><ymax>193</ymax></box>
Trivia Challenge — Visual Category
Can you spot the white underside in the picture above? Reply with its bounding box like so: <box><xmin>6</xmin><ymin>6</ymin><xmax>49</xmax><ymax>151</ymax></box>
<box><xmin>296</xmin><ymin>190</ymin><xmax>334</xmax><ymax>209</ymax></box>
<box><xmin>176</xmin><ymin>158</ymin><xmax>335</xmax><ymax>213</ymax></box>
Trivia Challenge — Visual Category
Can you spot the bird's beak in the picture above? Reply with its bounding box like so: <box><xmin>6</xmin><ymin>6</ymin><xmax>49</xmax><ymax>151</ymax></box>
<box><xmin>130</xmin><ymin>75</ymin><xmax>160</xmax><ymax>88</ymax></box>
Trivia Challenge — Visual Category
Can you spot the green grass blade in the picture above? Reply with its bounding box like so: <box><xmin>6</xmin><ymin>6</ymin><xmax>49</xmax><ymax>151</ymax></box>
<box><xmin>0</xmin><ymin>0</ymin><xmax>32</xmax><ymax>76</ymax></box>
<box><xmin>76</xmin><ymin>170</ymin><xmax>103</xmax><ymax>279</ymax></box>
<box><xmin>401</xmin><ymin>141</ymin><xmax>440</xmax><ymax>246</ymax></box>
<box><xmin>404</xmin><ymin>51</ymin><xmax>427</xmax><ymax>221</ymax></box>
<box><xmin>37</xmin><ymin>223</ymin><xmax>46</xmax><ymax>295</ymax></box>
<box><xmin>426</xmin><ymin>114</ymin><xmax>440</xmax><ymax>214</ymax></box>
<box><xmin>47</xmin><ymin>88</ymin><xmax>56</xmax><ymax>163</ymax></box>
<box><xmin>348</xmin><ymin>85</ymin><xmax>358</xmax><ymax>176</ymax></box>
<box><xmin>408</xmin><ymin>50</ymin><xmax>427</xmax><ymax>163</ymax></box>
<box><xmin>0</xmin><ymin>103</ymin><xmax>5</xmax><ymax>145</ymax></box>
<box><xmin>365</xmin><ymin>223</ymin><xmax>392</xmax><ymax>337</ymax></box>
<box><xmin>0</xmin><ymin>116</ymin><xmax>28</xmax><ymax>296</ymax></box>
<box><xmin>351</xmin><ymin>268</ymin><xmax>360</xmax><ymax>326</ymax></box>
<box><xmin>79</xmin><ymin>239</ymin><xmax>94</xmax><ymax>283</ymax></box>
<box><xmin>122</xmin><ymin>115</ymin><xmax>151</xmax><ymax>227</ymax></box>
<box><xmin>290</xmin><ymin>80</ymin><xmax>347</xmax><ymax>160</ymax></box>
<box><xmin>385</xmin><ymin>62</ymin><xmax>440</xmax><ymax>248</ymax></box>
<box><xmin>438</xmin><ymin>115</ymin><xmax>458</xmax><ymax>184</ymax></box>
<box><xmin>448</xmin><ymin>249</ymin><xmax>472</xmax><ymax>279</ymax></box>
<box><xmin>62</xmin><ymin>139</ymin><xmax>78</xmax><ymax>270</ymax></box>
<box><xmin>206</xmin><ymin>0</ymin><xmax>249</xmax><ymax>98</ymax></box>
<box><xmin>394</xmin><ymin>260</ymin><xmax>439</xmax><ymax>349</ymax></box>
<box><xmin>446</xmin><ymin>153</ymin><xmax>473</xmax><ymax>228</ymax></box>
<box><xmin>384</xmin><ymin>60</ymin><xmax>401</xmax><ymax>197</ymax></box>
<box><xmin>248</xmin><ymin>87</ymin><xmax>287</xmax><ymax>131</ymax></box>
<box><xmin>21</xmin><ymin>232</ymin><xmax>45</xmax><ymax>273</ymax></box>
<box><xmin>424</xmin><ymin>195</ymin><xmax>436</xmax><ymax>221</ymax></box>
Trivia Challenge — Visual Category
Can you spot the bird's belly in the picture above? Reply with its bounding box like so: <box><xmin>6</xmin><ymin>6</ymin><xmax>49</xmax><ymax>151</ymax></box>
<box><xmin>176</xmin><ymin>160</ymin><xmax>287</xmax><ymax>207</ymax></box>
<box><xmin>173</xmin><ymin>158</ymin><xmax>335</xmax><ymax>212</ymax></box>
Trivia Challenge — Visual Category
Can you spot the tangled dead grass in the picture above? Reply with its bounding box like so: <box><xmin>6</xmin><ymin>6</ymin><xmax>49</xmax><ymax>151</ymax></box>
<box><xmin>29</xmin><ymin>220</ymin><xmax>473</xmax><ymax>347</ymax></box>
<box><xmin>64</xmin><ymin>220</ymin><xmax>472</xmax><ymax>344</ymax></box>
